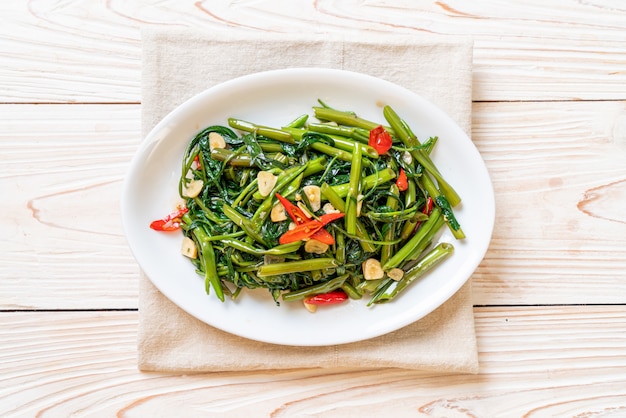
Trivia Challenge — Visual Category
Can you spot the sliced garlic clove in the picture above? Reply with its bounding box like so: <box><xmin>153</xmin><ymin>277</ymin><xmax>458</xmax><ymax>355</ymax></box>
<box><xmin>304</xmin><ymin>239</ymin><xmax>329</xmax><ymax>254</ymax></box>
<box><xmin>302</xmin><ymin>185</ymin><xmax>321</xmax><ymax>212</ymax></box>
<box><xmin>387</xmin><ymin>268</ymin><xmax>405</xmax><ymax>281</ymax></box>
<box><xmin>208</xmin><ymin>132</ymin><xmax>226</xmax><ymax>150</ymax></box>
<box><xmin>181</xmin><ymin>236</ymin><xmax>197</xmax><ymax>259</ymax></box>
<box><xmin>183</xmin><ymin>179</ymin><xmax>204</xmax><ymax>198</ymax></box>
<box><xmin>362</xmin><ymin>258</ymin><xmax>384</xmax><ymax>280</ymax></box>
<box><xmin>303</xmin><ymin>301</ymin><xmax>318</xmax><ymax>313</ymax></box>
<box><xmin>322</xmin><ymin>202</ymin><xmax>340</xmax><ymax>214</ymax></box>
<box><xmin>270</xmin><ymin>202</ymin><xmax>288</xmax><ymax>222</ymax></box>
<box><xmin>257</xmin><ymin>171</ymin><xmax>278</xmax><ymax>197</ymax></box>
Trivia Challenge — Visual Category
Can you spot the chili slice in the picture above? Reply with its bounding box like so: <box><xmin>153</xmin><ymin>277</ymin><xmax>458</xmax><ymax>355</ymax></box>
<box><xmin>279</xmin><ymin>212</ymin><xmax>345</xmax><ymax>244</ymax></box>
<box><xmin>304</xmin><ymin>289</ymin><xmax>348</xmax><ymax>305</ymax></box>
<box><xmin>368</xmin><ymin>125</ymin><xmax>393</xmax><ymax>155</ymax></box>
<box><xmin>150</xmin><ymin>207</ymin><xmax>189</xmax><ymax>231</ymax></box>
<box><xmin>275</xmin><ymin>192</ymin><xmax>309</xmax><ymax>224</ymax></box>
<box><xmin>279</xmin><ymin>220</ymin><xmax>324</xmax><ymax>244</ymax></box>
<box><xmin>310</xmin><ymin>228</ymin><xmax>335</xmax><ymax>245</ymax></box>
<box><xmin>413</xmin><ymin>196</ymin><xmax>434</xmax><ymax>233</ymax></box>
<box><xmin>396</xmin><ymin>168</ymin><xmax>408</xmax><ymax>192</ymax></box>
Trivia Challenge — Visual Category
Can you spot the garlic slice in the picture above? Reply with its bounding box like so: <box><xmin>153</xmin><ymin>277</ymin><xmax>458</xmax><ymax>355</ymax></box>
<box><xmin>304</xmin><ymin>239</ymin><xmax>329</xmax><ymax>254</ymax></box>
<box><xmin>181</xmin><ymin>237</ymin><xmax>197</xmax><ymax>259</ymax></box>
<box><xmin>270</xmin><ymin>202</ymin><xmax>288</xmax><ymax>222</ymax></box>
<box><xmin>257</xmin><ymin>171</ymin><xmax>278</xmax><ymax>197</ymax></box>
<box><xmin>208</xmin><ymin>132</ymin><xmax>226</xmax><ymax>150</ymax></box>
<box><xmin>387</xmin><ymin>268</ymin><xmax>405</xmax><ymax>281</ymax></box>
<box><xmin>362</xmin><ymin>258</ymin><xmax>384</xmax><ymax>280</ymax></box>
<box><xmin>183</xmin><ymin>179</ymin><xmax>204</xmax><ymax>198</ymax></box>
<box><xmin>302</xmin><ymin>185</ymin><xmax>321</xmax><ymax>212</ymax></box>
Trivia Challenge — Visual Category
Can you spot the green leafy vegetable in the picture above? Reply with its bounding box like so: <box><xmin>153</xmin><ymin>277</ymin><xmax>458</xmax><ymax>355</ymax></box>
<box><xmin>157</xmin><ymin>101</ymin><xmax>465</xmax><ymax>308</ymax></box>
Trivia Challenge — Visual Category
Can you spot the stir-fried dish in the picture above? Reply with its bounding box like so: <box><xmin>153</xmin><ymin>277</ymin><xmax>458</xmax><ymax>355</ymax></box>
<box><xmin>150</xmin><ymin>101</ymin><xmax>464</xmax><ymax>311</ymax></box>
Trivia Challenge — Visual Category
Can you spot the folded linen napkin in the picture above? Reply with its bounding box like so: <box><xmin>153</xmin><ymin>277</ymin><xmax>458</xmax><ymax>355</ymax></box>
<box><xmin>138</xmin><ymin>28</ymin><xmax>478</xmax><ymax>373</ymax></box>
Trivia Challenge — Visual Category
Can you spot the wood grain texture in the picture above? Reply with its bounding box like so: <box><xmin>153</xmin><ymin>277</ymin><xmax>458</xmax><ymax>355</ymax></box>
<box><xmin>2</xmin><ymin>101</ymin><xmax>625</xmax><ymax>309</ymax></box>
<box><xmin>0</xmin><ymin>104</ymin><xmax>141</xmax><ymax>309</ymax></box>
<box><xmin>472</xmin><ymin>100</ymin><xmax>626</xmax><ymax>304</ymax></box>
<box><xmin>1</xmin><ymin>307</ymin><xmax>625</xmax><ymax>417</ymax></box>
<box><xmin>1</xmin><ymin>0</ymin><xmax>625</xmax><ymax>103</ymax></box>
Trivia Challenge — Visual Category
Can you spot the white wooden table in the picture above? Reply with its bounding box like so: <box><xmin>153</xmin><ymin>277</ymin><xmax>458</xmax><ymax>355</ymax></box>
<box><xmin>2</xmin><ymin>1</ymin><xmax>626</xmax><ymax>416</ymax></box>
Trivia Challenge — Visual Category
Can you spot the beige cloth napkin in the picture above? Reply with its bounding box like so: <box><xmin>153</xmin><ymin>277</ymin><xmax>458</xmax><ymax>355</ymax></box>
<box><xmin>138</xmin><ymin>28</ymin><xmax>478</xmax><ymax>373</ymax></box>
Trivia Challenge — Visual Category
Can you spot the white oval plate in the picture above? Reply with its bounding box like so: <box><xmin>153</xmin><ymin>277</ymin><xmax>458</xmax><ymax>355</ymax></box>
<box><xmin>121</xmin><ymin>68</ymin><xmax>494</xmax><ymax>346</ymax></box>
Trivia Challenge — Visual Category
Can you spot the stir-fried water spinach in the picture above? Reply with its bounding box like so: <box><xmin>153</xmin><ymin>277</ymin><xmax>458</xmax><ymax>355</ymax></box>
<box><xmin>150</xmin><ymin>101</ymin><xmax>464</xmax><ymax>309</ymax></box>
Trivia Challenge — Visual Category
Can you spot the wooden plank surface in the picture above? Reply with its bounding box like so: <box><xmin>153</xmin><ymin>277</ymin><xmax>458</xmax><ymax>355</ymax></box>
<box><xmin>2</xmin><ymin>101</ymin><xmax>624</xmax><ymax>309</ymax></box>
<box><xmin>1</xmin><ymin>0</ymin><xmax>625</xmax><ymax>103</ymax></box>
<box><xmin>0</xmin><ymin>104</ymin><xmax>140</xmax><ymax>309</ymax></box>
<box><xmin>2</xmin><ymin>1</ymin><xmax>626</xmax><ymax>414</ymax></box>
<box><xmin>2</xmin><ymin>306</ymin><xmax>625</xmax><ymax>417</ymax></box>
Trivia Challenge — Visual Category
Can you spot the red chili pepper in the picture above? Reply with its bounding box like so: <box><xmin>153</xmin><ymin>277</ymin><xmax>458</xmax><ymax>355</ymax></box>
<box><xmin>193</xmin><ymin>154</ymin><xmax>201</xmax><ymax>169</ymax></box>
<box><xmin>310</xmin><ymin>228</ymin><xmax>335</xmax><ymax>245</ymax></box>
<box><xmin>278</xmin><ymin>212</ymin><xmax>345</xmax><ymax>245</ymax></box>
<box><xmin>279</xmin><ymin>219</ymin><xmax>324</xmax><ymax>244</ymax></box>
<box><xmin>305</xmin><ymin>289</ymin><xmax>348</xmax><ymax>305</ymax></box>
<box><xmin>317</xmin><ymin>212</ymin><xmax>346</xmax><ymax>225</ymax></box>
<box><xmin>396</xmin><ymin>168</ymin><xmax>408</xmax><ymax>192</ymax></box>
<box><xmin>275</xmin><ymin>192</ymin><xmax>345</xmax><ymax>245</ymax></box>
<box><xmin>413</xmin><ymin>196</ymin><xmax>434</xmax><ymax>233</ymax></box>
<box><xmin>368</xmin><ymin>125</ymin><xmax>393</xmax><ymax>155</ymax></box>
<box><xmin>275</xmin><ymin>193</ymin><xmax>309</xmax><ymax>224</ymax></box>
<box><xmin>149</xmin><ymin>207</ymin><xmax>189</xmax><ymax>232</ymax></box>
<box><xmin>423</xmin><ymin>196</ymin><xmax>434</xmax><ymax>215</ymax></box>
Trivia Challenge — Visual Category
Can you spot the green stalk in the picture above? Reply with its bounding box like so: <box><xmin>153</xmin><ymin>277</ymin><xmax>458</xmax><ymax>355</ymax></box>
<box><xmin>228</xmin><ymin>118</ymin><xmax>295</xmax><ymax>144</ymax></box>
<box><xmin>341</xmin><ymin>281</ymin><xmax>362</xmax><ymax>300</ymax></box>
<box><xmin>284</xmin><ymin>114</ymin><xmax>309</xmax><ymax>128</ymax></box>
<box><xmin>321</xmin><ymin>183</ymin><xmax>377</xmax><ymax>253</ymax></box>
<box><xmin>279</xmin><ymin>172</ymin><xmax>304</xmax><ymax>199</ymax></box>
<box><xmin>381</xmin><ymin>207</ymin><xmax>442</xmax><ymax>271</ymax></box>
<box><xmin>330</xmin><ymin>136</ymin><xmax>379</xmax><ymax>158</ymax></box>
<box><xmin>371</xmin><ymin>243</ymin><xmax>454</xmax><ymax>304</ymax></box>
<box><xmin>330</xmin><ymin>168</ymin><xmax>396</xmax><ymax>198</ymax></box>
<box><xmin>258</xmin><ymin>142</ymin><xmax>285</xmax><ymax>153</ymax></box>
<box><xmin>306</xmin><ymin>123</ymin><xmax>371</xmax><ymax>145</ymax></box>
<box><xmin>182</xmin><ymin>225</ymin><xmax>246</xmax><ymax>243</ymax></box>
<box><xmin>190</xmin><ymin>197</ymin><xmax>228</xmax><ymax>225</ymax></box>
<box><xmin>256</xmin><ymin>258</ymin><xmax>339</xmax><ymax>277</ymax></box>
<box><xmin>232</xmin><ymin>178</ymin><xmax>259</xmax><ymax>207</ymax></box>
<box><xmin>310</xmin><ymin>142</ymin><xmax>355</xmax><ymax>163</ymax></box>
<box><xmin>420</xmin><ymin>172</ymin><xmax>464</xmax><ymax>239</ymax></box>
<box><xmin>312</xmin><ymin>107</ymin><xmax>394</xmax><ymax>135</ymax></box>
<box><xmin>191</xmin><ymin>226</ymin><xmax>224</xmax><ymax>302</ymax></box>
<box><xmin>222</xmin><ymin>203</ymin><xmax>266</xmax><ymax>246</ymax></box>
<box><xmin>383</xmin><ymin>105</ymin><xmax>461</xmax><ymax>206</ymax></box>
<box><xmin>345</xmin><ymin>143</ymin><xmax>363</xmax><ymax>235</ymax></box>
<box><xmin>399</xmin><ymin>179</ymin><xmax>419</xmax><ymax>240</ymax></box>
<box><xmin>307</xmin><ymin>122</ymin><xmax>360</xmax><ymax>138</ymax></box>
<box><xmin>335</xmin><ymin>230</ymin><xmax>346</xmax><ymax>265</ymax></box>
<box><xmin>221</xmin><ymin>239</ymin><xmax>302</xmax><ymax>256</ymax></box>
<box><xmin>282</xmin><ymin>274</ymin><xmax>348</xmax><ymax>302</ymax></box>
<box><xmin>302</xmin><ymin>156</ymin><xmax>327</xmax><ymax>177</ymax></box>
<box><xmin>434</xmin><ymin>195</ymin><xmax>465</xmax><ymax>239</ymax></box>
<box><xmin>403</xmin><ymin>215</ymin><xmax>445</xmax><ymax>264</ymax></box>
<box><xmin>210</xmin><ymin>148</ymin><xmax>255</xmax><ymax>167</ymax></box>
<box><xmin>284</xmin><ymin>127</ymin><xmax>378</xmax><ymax>158</ymax></box>
<box><xmin>365</xmin><ymin>207</ymin><xmax>426</xmax><ymax>223</ymax></box>
<box><xmin>380</xmin><ymin>184</ymin><xmax>400</xmax><ymax>266</ymax></box>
